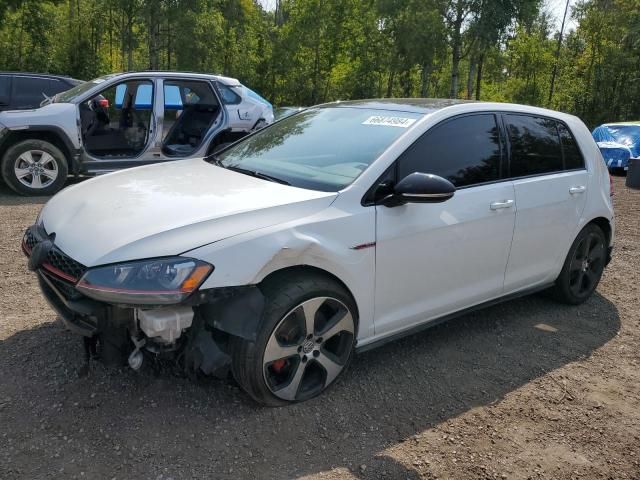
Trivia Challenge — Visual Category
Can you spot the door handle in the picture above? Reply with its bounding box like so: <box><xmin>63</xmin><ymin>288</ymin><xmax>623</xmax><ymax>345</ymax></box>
<box><xmin>490</xmin><ymin>199</ymin><xmax>514</xmax><ymax>210</ymax></box>
<box><xmin>569</xmin><ymin>185</ymin><xmax>586</xmax><ymax>194</ymax></box>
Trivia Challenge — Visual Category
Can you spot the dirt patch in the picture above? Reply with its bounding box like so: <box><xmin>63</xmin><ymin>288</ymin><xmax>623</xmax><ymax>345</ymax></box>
<box><xmin>0</xmin><ymin>177</ymin><xmax>638</xmax><ymax>479</ymax></box>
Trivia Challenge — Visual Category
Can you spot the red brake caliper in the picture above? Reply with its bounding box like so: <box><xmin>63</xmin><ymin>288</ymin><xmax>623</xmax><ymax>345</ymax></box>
<box><xmin>272</xmin><ymin>359</ymin><xmax>287</xmax><ymax>372</ymax></box>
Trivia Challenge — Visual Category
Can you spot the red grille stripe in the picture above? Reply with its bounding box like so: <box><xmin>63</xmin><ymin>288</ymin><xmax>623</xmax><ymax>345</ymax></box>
<box><xmin>42</xmin><ymin>262</ymin><xmax>78</xmax><ymax>283</ymax></box>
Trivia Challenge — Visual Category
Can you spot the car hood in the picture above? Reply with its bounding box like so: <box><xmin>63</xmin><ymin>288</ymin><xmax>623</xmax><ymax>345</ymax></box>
<box><xmin>0</xmin><ymin>102</ymin><xmax>76</xmax><ymax>127</ymax></box>
<box><xmin>40</xmin><ymin>158</ymin><xmax>337</xmax><ymax>266</ymax></box>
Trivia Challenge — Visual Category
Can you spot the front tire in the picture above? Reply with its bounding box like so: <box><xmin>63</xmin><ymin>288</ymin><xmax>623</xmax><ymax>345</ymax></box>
<box><xmin>230</xmin><ymin>272</ymin><xmax>357</xmax><ymax>406</ymax></box>
<box><xmin>552</xmin><ymin>223</ymin><xmax>607</xmax><ymax>305</ymax></box>
<box><xmin>1</xmin><ymin>139</ymin><xmax>68</xmax><ymax>196</ymax></box>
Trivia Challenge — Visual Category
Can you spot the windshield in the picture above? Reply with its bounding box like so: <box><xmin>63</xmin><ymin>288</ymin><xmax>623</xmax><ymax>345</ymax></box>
<box><xmin>54</xmin><ymin>74</ymin><xmax>119</xmax><ymax>103</ymax></box>
<box><xmin>216</xmin><ymin>107</ymin><xmax>423</xmax><ymax>191</ymax></box>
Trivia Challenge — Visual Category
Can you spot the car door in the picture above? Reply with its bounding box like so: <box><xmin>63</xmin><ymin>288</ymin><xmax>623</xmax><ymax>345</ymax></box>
<box><xmin>502</xmin><ymin>114</ymin><xmax>589</xmax><ymax>293</ymax></box>
<box><xmin>374</xmin><ymin>113</ymin><xmax>517</xmax><ymax>336</ymax></box>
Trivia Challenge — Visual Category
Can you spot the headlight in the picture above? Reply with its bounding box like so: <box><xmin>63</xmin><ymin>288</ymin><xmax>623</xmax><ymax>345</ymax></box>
<box><xmin>76</xmin><ymin>257</ymin><xmax>213</xmax><ymax>305</ymax></box>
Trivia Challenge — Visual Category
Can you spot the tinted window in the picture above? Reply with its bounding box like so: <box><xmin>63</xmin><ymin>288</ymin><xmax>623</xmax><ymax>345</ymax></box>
<box><xmin>0</xmin><ymin>76</ymin><xmax>10</xmax><ymax>103</ymax></box>
<box><xmin>47</xmin><ymin>79</ymin><xmax>67</xmax><ymax>94</ymax></box>
<box><xmin>397</xmin><ymin>114</ymin><xmax>502</xmax><ymax>187</ymax></box>
<box><xmin>557</xmin><ymin>123</ymin><xmax>584</xmax><ymax>170</ymax></box>
<box><xmin>12</xmin><ymin>77</ymin><xmax>54</xmax><ymax>107</ymax></box>
<box><xmin>506</xmin><ymin>114</ymin><xmax>562</xmax><ymax>177</ymax></box>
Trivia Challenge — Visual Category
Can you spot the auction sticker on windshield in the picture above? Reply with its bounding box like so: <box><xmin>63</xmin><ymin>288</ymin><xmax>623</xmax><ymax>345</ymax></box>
<box><xmin>362</xmin><ymin>116</ymin><xmax>417</xmax><ymax>128</ymax></box>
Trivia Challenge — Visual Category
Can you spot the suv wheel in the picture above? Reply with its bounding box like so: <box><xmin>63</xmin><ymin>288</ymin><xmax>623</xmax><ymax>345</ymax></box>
<box><xmin>1</xmin><ymin>140</ymin><xmax>68</xmax><ymax>196</ymax></box>
<box><xmin>552</xmin><ymin>223</ymin><xmax>607</xmax><ymax>305</ymax></box>
<box><xmin>230</xmin><ymin>272</ymin><xmax>357</xmax><ymax>406</ymax></box>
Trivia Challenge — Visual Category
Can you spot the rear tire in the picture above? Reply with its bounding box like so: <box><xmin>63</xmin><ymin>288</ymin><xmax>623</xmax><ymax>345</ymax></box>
<box><xmin>551</xmin><ymin>223</ymin><xmax>607</xmax><ymax>305</ymax></box>
<box><xmin>230</xmin><ymin>272</ymin><xmax>357</xmax><ymax>406</ymax></box>
<box><xmin>1</xmin><ymin>139</ymin><xmax>68</xmax><ymax>196</ymax></box>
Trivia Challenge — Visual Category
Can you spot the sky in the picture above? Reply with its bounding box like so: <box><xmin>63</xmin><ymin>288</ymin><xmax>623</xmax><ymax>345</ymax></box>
<box><xmin>547</xmin><ymin>0</ymin><xmax>578</xmax><ymax>31</ymax></box>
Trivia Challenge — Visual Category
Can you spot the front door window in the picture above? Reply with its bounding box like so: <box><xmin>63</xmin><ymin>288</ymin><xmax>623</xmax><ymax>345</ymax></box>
<box><xmin>80</xmin><ymin>80</ymin><xmax>154</xmax><ymax>158</ymax></box>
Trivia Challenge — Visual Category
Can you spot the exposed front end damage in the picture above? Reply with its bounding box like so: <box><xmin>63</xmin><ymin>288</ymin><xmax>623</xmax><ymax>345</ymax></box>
<box><xmin>24</xmin><ymin>225</ymin><xmax>266</xmax><ymax>376</ymax></box>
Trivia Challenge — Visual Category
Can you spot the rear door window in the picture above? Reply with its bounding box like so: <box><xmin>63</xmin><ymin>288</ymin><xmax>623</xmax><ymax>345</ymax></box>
<box><xmin>47</xmin><ymin>79</ymin><xmax>70</xmax><ymax>96</ymax></box>
<box><xmin>505</xmin><ymin>114</ymin><xmax>563</xmax><ymax>177</ymax></box>
<box><xmin>397</xmin><ymin>113</ymin><xmax>503</xmax><ymax>188</ymax></box>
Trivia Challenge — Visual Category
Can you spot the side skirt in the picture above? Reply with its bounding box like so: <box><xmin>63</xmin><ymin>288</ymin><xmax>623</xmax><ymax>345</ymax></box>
<box><xmin>355</xmin><ymin>282</ymin><xmax>555</xmax><ymax>353</ymax></box>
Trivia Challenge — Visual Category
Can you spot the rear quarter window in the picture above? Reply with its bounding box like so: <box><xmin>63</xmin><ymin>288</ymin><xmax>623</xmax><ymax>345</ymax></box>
<box><xmin>557</xmin><ymin>123</ymin><xmax>585</xmax><ymax>170</ymax></box>
<box><xmin>217</xmin><ymin>84</ymin><xmax>241</xmax><ymax>105</ymax></box>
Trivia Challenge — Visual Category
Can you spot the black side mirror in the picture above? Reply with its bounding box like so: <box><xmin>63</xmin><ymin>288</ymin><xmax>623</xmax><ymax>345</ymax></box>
<box><xmin>381</xmin><ymin>172</ymin><xmax>455</xmax><ymax>207</ymax></box>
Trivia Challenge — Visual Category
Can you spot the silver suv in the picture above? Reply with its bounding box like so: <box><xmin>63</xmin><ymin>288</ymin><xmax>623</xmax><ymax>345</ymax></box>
<box><xmin>0</xmin><ymin>71</ymin><xmax>274</xmax><ymax>195</ymax></box>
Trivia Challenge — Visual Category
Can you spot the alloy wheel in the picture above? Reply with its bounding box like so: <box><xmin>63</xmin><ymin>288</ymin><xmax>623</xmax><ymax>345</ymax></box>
<box><xmin>263</xmin><ymin>296</ymin><xmax>355</xmax><ymax>401</ymax></box>
<box><xmin>568</xmin><ymin>231</ymin><xmax>605</xmax><ymax>297</ymax></box>
<box><xmin>14</xmin><ymin>150</ymin><xmax>59</xmax><ymax>189</ymax></box>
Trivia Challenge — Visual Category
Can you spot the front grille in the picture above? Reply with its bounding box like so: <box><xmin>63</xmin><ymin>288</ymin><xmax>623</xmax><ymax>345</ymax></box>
<box><xmin>24</xmin><ymin>228</ymin><xmax>38</xmax><ymax>250</ymax></box>
<box><xmin>46</xmin><ymin>247</ymin><xmax>87</xmax><ymax>281</ymax></box>
<box><xmin>23</xmin><ymin>226</ymin><xmax>87</xmax><ymax>282</ymax></box>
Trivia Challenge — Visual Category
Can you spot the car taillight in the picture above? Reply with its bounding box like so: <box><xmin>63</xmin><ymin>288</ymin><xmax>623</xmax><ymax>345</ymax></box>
<box><xmin>98</xmin><ymin>98</ymin><xmax>110</xmax><ymax>108</ymax></box>
<box><xmin>609</xmin><ymin>174</ymin><xmax>614</xmax><ymax>197</ymax></box>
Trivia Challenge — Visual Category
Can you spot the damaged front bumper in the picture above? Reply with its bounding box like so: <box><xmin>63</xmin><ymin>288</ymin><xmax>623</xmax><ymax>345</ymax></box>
<box><xmin>23</xmin><ymin>225</ymin><xmax>265</xmax><ymax>376</ymax></box>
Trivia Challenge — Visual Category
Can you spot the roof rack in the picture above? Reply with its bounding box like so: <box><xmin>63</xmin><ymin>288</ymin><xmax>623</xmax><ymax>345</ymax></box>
<box><xmin>0</xmin><ymin>71</ymin><xmax>74</xmax><ymax>78</ymax></box>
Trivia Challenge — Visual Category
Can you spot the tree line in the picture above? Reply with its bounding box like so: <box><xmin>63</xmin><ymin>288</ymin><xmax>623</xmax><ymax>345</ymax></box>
<box><xmin>0</xmin><ymin>0</ymin><xmax>638</xmax><ymax>127</ymax></box>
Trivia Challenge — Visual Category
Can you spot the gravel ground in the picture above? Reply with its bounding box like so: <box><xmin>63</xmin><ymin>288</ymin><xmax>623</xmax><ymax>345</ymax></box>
<box><xmin>0</xmin><ymin>176</ymin><xmax>638</xmax><ymax>480</ymax></box>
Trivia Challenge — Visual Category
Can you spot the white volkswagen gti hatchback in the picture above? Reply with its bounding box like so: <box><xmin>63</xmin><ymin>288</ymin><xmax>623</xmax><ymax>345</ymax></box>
<box><xmin>23</xmin><ymin>99</ymin><xmax>614</xmax><ymax>405</ymax></box>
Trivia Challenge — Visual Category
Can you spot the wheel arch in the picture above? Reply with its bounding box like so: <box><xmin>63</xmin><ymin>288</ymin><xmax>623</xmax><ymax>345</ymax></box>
<box><xmin>259</xmin><ymin>264</ymin><xmax>361</xmax><ymax>324</ymax></box>
<box><xmin>586</xmin><ymin>216</ymin><xmax>612</xmax><ymax>246</ymax></box>
<box><xmin>0</xmin><ymin>128</ymin><xmax>78</xmax><ymax>173</ymax></box>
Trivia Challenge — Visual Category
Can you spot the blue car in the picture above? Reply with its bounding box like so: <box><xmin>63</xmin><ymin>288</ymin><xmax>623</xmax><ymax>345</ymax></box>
<box><xmin>592</xmin><ymin>122</ymin><xmax>640</xmax><ymax>173</ymax></box>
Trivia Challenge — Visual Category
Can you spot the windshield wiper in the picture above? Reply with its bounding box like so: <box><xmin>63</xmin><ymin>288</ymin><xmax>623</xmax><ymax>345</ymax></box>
<box><xmin>226</xmin><ymin>165</ymin><xmax>291</xmax><ymax>185</ymax></box>
<box><xmin>208</xmin><ymin>155</ymin><xmax>291</xmax><ymax>185</ymax></box>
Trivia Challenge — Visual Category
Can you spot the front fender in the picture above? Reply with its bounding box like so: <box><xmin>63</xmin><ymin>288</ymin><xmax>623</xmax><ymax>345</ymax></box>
<box><xmin>184</xmin><ymin>205</ymin><xmax>376</xmax><ymax>340</ymax></box>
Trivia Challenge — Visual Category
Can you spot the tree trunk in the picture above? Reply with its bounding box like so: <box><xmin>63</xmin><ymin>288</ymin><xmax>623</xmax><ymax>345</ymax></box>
<box><xmin>400</xmin><ymin>68</ymin><xmax>412</xmax><ymax>97</ymax></box>
<box><xmin>420</xmin><ymin>63</ymin><xmax>431</xmax><ymax>97</ymax></box>
<box><xmin>475</xmin><ymin>53</ymin><xmax>484</xmax><ymax>100</ymax></box>
<box><xmin>466</xmin><ymin>57</ymin><xmax>476</xmax><ymax>100</ymax></box>
<box><xmin>548</xmin><ymin>0</ymin><xmax>570</xmax><ymax>105</ymax></box>
<box><xmin>120</xmin><ymin>11</ymin><xmax>126</xmax><ymax>71</ymax></box>
<box><xmin>127</xmin><ymin>16</ymin><xmax>133</xmax><ymax>71</ymax></box>
<box><xmin>449</xmin><ymin>5</ymin><xmax>464</xmax><ymax>99</ymax></box>
<box><xmin>167</xmin><ymin>16</ymin><xmax>172</xmax><ymax>69</ymax></box>
<box><xmin>311</xmin><ymin>0</ymin><xmax>324</xmax><ymax>104</ymax></box>
<box><xmin>68</xmin><ymin>0</ymin><xmax>75</xmax><ymax>72</ymax></box>
<box><xmin>386</xmin><ymin>69</ymin><xmax>395</xmax><ymax>97</ymax></box>
<box><xmin>17</xmin><ymin>1</ymin><xmax>25</xmax><ymax>69</ymax></box>
<box><xmin>148</xmin><ymin>5</ymin><xmax>159</xmax><ymax>70</ymax></box>
<box><xmin>109</xmin><ymin>5</ymin><xmax>113</xmax><ymax>71</ymax></box>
